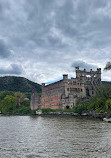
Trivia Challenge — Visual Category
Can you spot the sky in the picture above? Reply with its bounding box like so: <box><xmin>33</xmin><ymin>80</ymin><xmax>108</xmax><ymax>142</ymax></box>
<box><xmin>0</xmin><ymin>0</ymin><xmax>111</xmax><ymax>84</ymax></box>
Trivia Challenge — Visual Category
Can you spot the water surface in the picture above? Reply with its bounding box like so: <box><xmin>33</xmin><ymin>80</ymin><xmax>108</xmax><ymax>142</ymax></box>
<box><xmin>0</xmin><ymin>116</ymin><xmax>111</xmax><ymax>158</ymax></box>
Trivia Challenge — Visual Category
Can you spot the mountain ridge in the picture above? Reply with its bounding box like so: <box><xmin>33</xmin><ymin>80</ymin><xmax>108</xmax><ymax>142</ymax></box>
<box><xmin>0</xmin><ymin>76</ymin><xmax>41</xmax><ymax>93</ymax></box>
<box><xmin>0</xmin><ymin>76</ymin><xmax>111</xmax><ymax>93</ymax></box>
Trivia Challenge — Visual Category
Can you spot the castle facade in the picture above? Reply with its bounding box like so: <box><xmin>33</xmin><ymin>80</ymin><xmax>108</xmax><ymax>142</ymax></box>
<box><xmin>30</xmin><ymin>67</ymin><xmax>101</xmax><ymax>110</ymax></box>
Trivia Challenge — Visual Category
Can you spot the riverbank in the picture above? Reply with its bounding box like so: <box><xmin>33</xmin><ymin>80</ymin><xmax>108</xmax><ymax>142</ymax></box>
<box><xmin>34</xmin><ymin>112</ymin><xmax>109</xmax><ymax>119</ymax></box>
<box><xmin>0</xmin><ymin>111</ymin><xmax>109</xmax><ymax>120</ymax></box>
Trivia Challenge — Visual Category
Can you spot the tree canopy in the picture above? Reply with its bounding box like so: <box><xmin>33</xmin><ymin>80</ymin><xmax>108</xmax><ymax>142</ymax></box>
<box><xmin>0</xmin><ymin>91</ymin><xmax>30</xmax><ymax>114</ymax></box>
<box><xmin>104</xmin><ymin>61</ymin><xmax>111</xmax><ymax>70</ymax></box>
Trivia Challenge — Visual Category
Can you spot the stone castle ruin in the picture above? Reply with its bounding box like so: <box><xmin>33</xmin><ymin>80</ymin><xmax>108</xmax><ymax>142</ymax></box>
<box><xmin>30</xmin><ymin>67</ymin><xmax>101</xmax><ymax>110</ymax></box>
<box><xmin>30</xmin><ymin>90</ymin><xmax>40</xmax><ymax>110</ymax></box>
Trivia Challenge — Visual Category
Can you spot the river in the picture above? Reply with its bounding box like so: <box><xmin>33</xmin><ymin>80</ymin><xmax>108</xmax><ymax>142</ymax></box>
<box><xmin>0</xmin><ymin>116</ymin><xmax>111</xmax><ymax>158</ymax></box>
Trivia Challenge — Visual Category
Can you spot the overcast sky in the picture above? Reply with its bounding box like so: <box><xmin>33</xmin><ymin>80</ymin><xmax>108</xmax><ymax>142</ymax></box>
<box><xmin>0</xmin><ymin>0</ymin><xmax>111</xmax><ymax>83</ymax></box>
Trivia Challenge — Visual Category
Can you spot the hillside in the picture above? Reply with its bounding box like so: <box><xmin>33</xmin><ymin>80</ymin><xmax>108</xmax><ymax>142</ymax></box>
<box><xmin>0</xmin><ymin>77</ymin><xmax>110</xmax><ymax>94</ymax></box>
<box><xmin>102</xmin><ymin>81</ymin><xmax>111</xmax><ymax>85</ymax></box>
<box><xmin>0</xmin><ymin>76</ymin><xmax>41</xmax><ymax>93</ymax></box>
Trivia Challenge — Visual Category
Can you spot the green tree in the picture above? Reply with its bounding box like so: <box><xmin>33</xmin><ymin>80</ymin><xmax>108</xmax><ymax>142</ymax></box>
<box><xmin>0</xmin><ymin>95</ymin><xmax>17</xmax><ymax>114</ymax></box>
<box><xmin>105</xmin><ymin>99</ymin><xmax>111</xmax><ymax>111</ymax></box>
<box><xmin>14</xmin><ymin>92</ymin><xmax>26</xmax><ymax>106</ymax></box>
<box><xmin>104</xmin><ymin>61</ymin><xmax>111</xmax><ymax>70</ymax></box>
<box><xmin>74</xmin><ymin>85</ymin><xmax>111</xmax><ymax>114</ymax></box>
<box><xmin>21</xmin><ymin>100</ymin><xmax>30</xmax><ymax>107</ymax></box>
<box><xmin>0</xmin><ymin>91</ymin><xmax>14</xmax><ymax>100</ymax></box>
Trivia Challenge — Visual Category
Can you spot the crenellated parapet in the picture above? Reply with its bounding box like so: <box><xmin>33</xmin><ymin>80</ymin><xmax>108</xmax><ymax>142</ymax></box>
<box><xmin>75</xmin><ymin>66</ymin><xmax>101</xmax><ymax>81</ymax></box>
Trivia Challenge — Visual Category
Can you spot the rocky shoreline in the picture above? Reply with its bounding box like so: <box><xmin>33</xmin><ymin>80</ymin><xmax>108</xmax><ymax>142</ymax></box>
<box><xmin>35</xmin><ymin>112</ymin><xmax>108</xmax><ymax>119</ymax></box>
<box><xmin>0</xmin><ymin>111</ymin><xmax>110</xmax><ymax>120</ymax></box>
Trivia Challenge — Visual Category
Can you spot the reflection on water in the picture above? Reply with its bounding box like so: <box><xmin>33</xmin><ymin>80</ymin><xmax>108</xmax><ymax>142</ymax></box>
<box><xmin>0</xmin><ymin>116</ymin><xmax>111</xmax><ymax>158</ymax></box>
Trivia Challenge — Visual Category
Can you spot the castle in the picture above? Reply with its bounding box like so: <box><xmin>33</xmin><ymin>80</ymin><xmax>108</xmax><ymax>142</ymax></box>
<box><xmin>30</xmin><ymin>67</ymin><xmax>101</xmax><ymax>110</ymax></box>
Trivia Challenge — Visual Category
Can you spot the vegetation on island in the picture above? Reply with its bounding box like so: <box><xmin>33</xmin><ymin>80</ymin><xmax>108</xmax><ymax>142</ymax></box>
<box><xmin>0</xmin><ymin>76</ymin><xmax>41</xmax><ymax>115</ymax></box>
<box><xmin>0</xmin><ymin>72</ymin><xmax>111</xmax><ymax>116</ymax></box>
<box><xmin>73</xmin><ymin>63</ymin><xmax>111</xmax><ymax>116</ymax></box>
<box><xmin>0</xmin><ymin>85</ymin><xmax>111</xmax><ymax>116</ymax></box>
<box><xmin>73</xmin><ymin>85</ymin><xmax>111</xmax><ymax>115</ymax></box>
<box><xmin>1</xmin><ymin>84</ymin><xmax>111</xmax><ymax>116</ymax></box>
<box><xmin>34</xmin><ymin>84</ymin><xmax>111</xmax><ymax>117</ymax></box>
<box><xmin>0</xmin><ymin>91</ymin><xmax>31</xmax><ymax>114</ymax></box>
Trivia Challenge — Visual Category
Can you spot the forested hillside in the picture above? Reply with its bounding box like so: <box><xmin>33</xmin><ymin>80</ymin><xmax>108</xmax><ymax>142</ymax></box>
<box><xmin>102</xmin><ymin>81</ymin><xmax>111</xmax><ymax>85</ymax></box>
<box><xmin>0</xmin><ymin>76</ymin><xmax>41</xmax><ymax>93</ymax></box>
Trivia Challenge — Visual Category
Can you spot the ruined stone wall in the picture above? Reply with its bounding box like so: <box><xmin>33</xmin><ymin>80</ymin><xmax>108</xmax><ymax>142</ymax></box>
<box><xmin>30</xmin><ymin>91</ymin><xmax>40</xmax><ymax>110</ymax></box>
<box><xmin>75</xmin><ymin>67</ymin><xmax>101</xmax><ymax>97</ymax></box>
<box><xmin>75</xmin><ymin>67</ymin><xmax>101</xmax><ymax>82</ymax></box>
<box><xmin>68</xmin><ymin>77</ymin><xmax>86</xmax><ymax>98</ymax></box>
<box><xmin>40</xmin><ymin>80</ymin><xmax>65</xmax><ymax>109</ymax></box>
<box><xmin>42</xmin><ymin>80</ymin><xmax>64</xmax><ymax>97</ymax></box>
<box><xmin>37</xmin><ymin>67</ymin><xmax>101</xmax><ymax>110</ymax></box>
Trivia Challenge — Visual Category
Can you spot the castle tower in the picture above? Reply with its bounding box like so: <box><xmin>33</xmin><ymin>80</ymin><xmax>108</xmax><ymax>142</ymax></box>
<box><xmin>63</xmin><ymin>74</ymin><xmax>68</xmax><ymax>82</ymax></box>
<box><xmin>97</xmin><ymin>68</ymin><xmax>101</xmax><ymax>81</ymax></box>
<box><xmin>75</xmin><ymin>66</ymin><xmax>80</xmax><ymax>78</ymax></box>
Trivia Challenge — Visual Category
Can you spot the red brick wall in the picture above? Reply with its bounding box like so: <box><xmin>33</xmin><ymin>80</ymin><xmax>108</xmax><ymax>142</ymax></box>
<box><xmin>41</xmin><ymin>105</ymin><xmax>62</xmax><ymax>109</ymax></box>
<box><xmin>42</xmin><ymin>80</ymin><xmax>65</xmax><ymax>98</ymax></box>
<box><xmin>40</xmin><ymin>79</ymin><xmax>66</xmax><ymax>109</ymax></box>
<box><xmin>40</xmin><ymin>95</ymin><xmax>62</xmax><ymax>109</ymax></box>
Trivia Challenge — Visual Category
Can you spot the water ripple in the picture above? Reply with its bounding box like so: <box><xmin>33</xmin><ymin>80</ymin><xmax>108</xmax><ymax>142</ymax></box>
<box><xmin>0</xmin><ymin>116</ymin><xmax>111</xmax><ymax>158</ymax></box>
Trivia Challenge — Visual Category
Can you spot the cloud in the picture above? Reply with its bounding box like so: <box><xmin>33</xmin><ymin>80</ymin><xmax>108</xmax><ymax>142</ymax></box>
<box><xmin>0</xmin><ymin>0</ymin><xmax>111</xmax><ymax>82</ymax></box>
<box><xmin>0</xmin><ymin>39</ymin><xmax>11</xmax><ymax>58</ymax></box>
<box><xmin>0</xmin><ymin>64</ymin><xmax>23</xmax><ymax>75</ymax></box>
<box><xmin>71</xmin><ymin>60</ymin><xmax>97</xmax><ymax>71</ymax></box>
